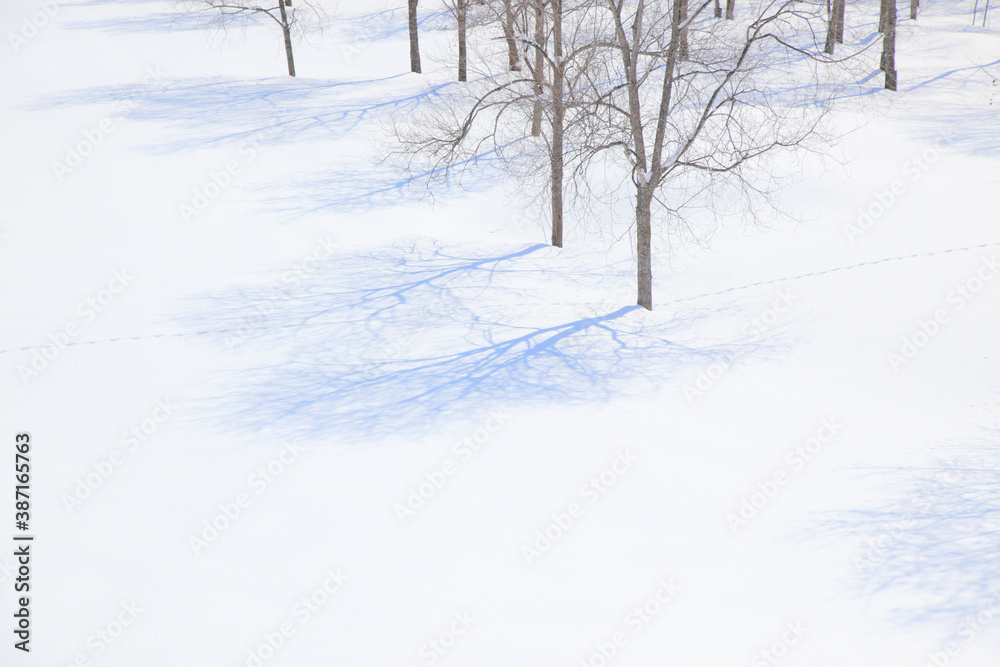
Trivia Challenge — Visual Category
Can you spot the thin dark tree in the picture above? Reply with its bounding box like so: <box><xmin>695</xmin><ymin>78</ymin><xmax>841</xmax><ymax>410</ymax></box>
<box><xmin>881</xmin><ymin>0</ymin><xmax>897</xmax><ymax>89</ymax></box>
<box><xmin>179</xmin><ymin>0</ymin><xmax>320</xmax><ymax>76</ymax></box>
<box><xmin>550</xmin><ymin>0</ymin><xmax>565</xmax><ymax>245</ymax></box>
<box><xmin>531</xmin><ymin>0</ymin><xmax>547</xmax><ymax>135</ymax></box>
<box><xmin>504</xmin><ymin>0</ymin><xmax>522</xmax><ymax>69</ymax></box>
<box><xmin>587</xmin><ymin>0</ymin><xmax>856</xmax><ymax>309</ymax></box>
<box><xmin>410</xmin><ymin>0</ymin><xmax>422</xmax><ymax>72</ymax></box>
<box><xmin>459</xmin><ymin>0</ymin><xmax>469</xmax><ymax>80</ymax></box>
<box><xmin>824</xmin><ymin>0</ymin><xmax>844</xmax><ymax>53</ymax></box>
<box><xmin>277</xmin><ymin>0</ymin><xmax>295</xmax><ymax>75</ymax></box>
<box><xmin>676</xmin><ymin>0</ymin><xmax>689</xmax><ymax>60</ymax></box>
<box><xmin>834</xmin><ymin>0</ymin><xmax>844</xmax><ymax>42</ymax></box>
<box><xmin>385</xmin><ymin>0</ymin><xmax>601</xmax><ymax>248</ymax></box>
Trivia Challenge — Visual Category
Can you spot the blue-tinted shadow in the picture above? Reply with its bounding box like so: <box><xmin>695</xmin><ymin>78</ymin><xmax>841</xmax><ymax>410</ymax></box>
<box><xmin>808</xmin><ymin>435</ymin><xmax>1000</xmax><ymax>628</ymax></box>
<box><xmin>36</xmin><ymin>73</ymin><xmax>453</xmax><ymax>153</ymax></box>
<box><xmin>179</xmin><ymin>240</ymin><xmax>784</xmax><ymax>441</ymax></box>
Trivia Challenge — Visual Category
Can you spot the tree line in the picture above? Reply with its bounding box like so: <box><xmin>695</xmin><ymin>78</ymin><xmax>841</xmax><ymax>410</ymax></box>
<box><xmin>178</xmin><ymin>0</ymin><xmax>950</xmax><ymax>310</ymax></box>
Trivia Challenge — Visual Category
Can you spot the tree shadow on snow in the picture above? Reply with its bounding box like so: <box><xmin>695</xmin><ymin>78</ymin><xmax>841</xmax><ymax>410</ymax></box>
<box><xmin>35</xmin><ymin>74</ymin><xmax>453</xmax><ymax>154</ymax></box>
<box><xmin>178</xmin><ymin>240</ymin><xmax>793</xmax><ymax>442</ymax></box>
<box><xmin>809</xmin><ymin>433</ymin><xmax>1000</xmax><ymax>629</ymax></box>
<box><xmin>60</xmin><ymin>12</ymin><xmax>212</xmax><ymax>34</ymax></box>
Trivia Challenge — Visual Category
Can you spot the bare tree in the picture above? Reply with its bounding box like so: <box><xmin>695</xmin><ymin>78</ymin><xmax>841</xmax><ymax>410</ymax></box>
<box><xmin>178</xmin><ymin>0</ymin><xmax>322</xmax><ymax>76</ymax></box>
<box><xmin>459</xmin><ymin>0</ymin><xmax>469</xmax><ymax>80</ymax></box>
<box><xmin>532</xmin><ymin>0</ymin><xmax>547</xmax><ymax>135</ymax></box>
<box><xmin>824</xmin><ymin>0</ymin><xmax>844</xmax><ymax>54</ymax></box>
<box><xmin>410</xmin><ymin>0</ymin><xmax>422</xmax><ymax>72</ymax></box>
<box><xmin>384</xmin><ymin>0</ymin><xmax>605</xmax><ymax>248</ymax></box>
<box><xmin>881</xmin><ymin>0</ymin><xmax>897</xmax><ymax>90</ymax></box>
<box><xmin>585</xmin><ymin>0</ymin><xmax>857</xmax><ymax>309</ymax></box>
<box><xmin>503</xmin><ymin>0</ymin><xmax>522</xmax><ymax>69</ymax></box>
<box><xmin>834</xmin><ymin>0</ymin><xmax>845</xmax><ymax>42</ymax></box>
<box><xmin>384</xmin><ymin>0</ymin><xmax>864</xmax><ymax>310</ymax></box>
<box><xmin>972</xmin><ymin>0</ymin><xmax>991</xmax><ymax>25</ymax></box>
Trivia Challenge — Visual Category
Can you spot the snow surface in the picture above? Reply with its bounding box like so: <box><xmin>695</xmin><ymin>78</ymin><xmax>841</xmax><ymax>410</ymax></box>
<box><xmin>1</xmin><ymin>0</ymin><xmax>999</xmax><ymax>665</ymax></box>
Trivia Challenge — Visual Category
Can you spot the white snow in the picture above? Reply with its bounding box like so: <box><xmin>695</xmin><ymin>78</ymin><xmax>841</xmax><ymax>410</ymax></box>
<box><xmin>1</xmin><ymin>0</ymin><xmax>999</xmax><ymax>665</ymax></box>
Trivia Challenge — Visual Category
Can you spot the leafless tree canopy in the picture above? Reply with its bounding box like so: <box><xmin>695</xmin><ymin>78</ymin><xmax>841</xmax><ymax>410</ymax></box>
<box><xmin>385</xmin><ymin>0</ymin><xmax>869</xmax><ymax>309</ymax></box>
<box><xmin>177</xmin><ymin>0</ymin><xmax>324</xmax><ymax>76</ymax></box>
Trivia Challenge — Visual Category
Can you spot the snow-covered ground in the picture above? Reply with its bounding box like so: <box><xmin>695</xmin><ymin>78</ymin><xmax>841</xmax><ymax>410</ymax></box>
<box><xmin>1</xmin><ymin>0</ymin><xmax>999</xmax><ymax>665</ymax></box>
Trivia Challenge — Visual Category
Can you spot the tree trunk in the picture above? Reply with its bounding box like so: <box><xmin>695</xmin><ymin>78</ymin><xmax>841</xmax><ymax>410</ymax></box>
<box><xmin>676</xmin><ymin>0</ymin><xmax>689</xmax><ymax>60</ymax></box>
<box><xmin>878</xmin><ymin>0</ymin><xmax>887</xmax><ymax>32</ymax></box>
<box><xmin>725</xmin><ymin>0</ymin><xmax>734</xmax><ymax>19</ymax></box>
<box><xmin>531</xmin><ymin>0</ymin><xmax>544</xmax><ymax>136</ymax></box>
<box><xmin>458</xmin><ymin>0</ymin><xmax>467</xmax><ymax>81</ymax></box>
<box><xmin>277</xmin><ymin>0</ymin><xmax>296</xmax><ymax>76</ymax></box>
<box><xmin>550</xmin><ymin>0</ymin><xmax>563</xmax><ymax>247</ymax></box>
<box><xmin>504</xmin><ymin>0</ymin><xmax>520</xmax><ymax>70</ymax></box>
<box><xmin>910</xmin><ymin>0</ymin><xmax>918</xmax><ymax>19</ymax></box>
<box><xmin>714</xmin><ymin>0</ymin><xmax>722</xmax><ymax>18</ymax></box>
<box><xmin>409</xmin><ymin>0</ymin><xmax>422</xmax><ymax>73</ymax></box>
<box><xmin>824</xmin><ymin>0</ymin><xmax>842</xmax><ymax>53</ymax></box>
<box><xmin>834</xmin><ymin>0</ymin><xmax>844</xmax><ymax>42</ymax></box>
<box><xmin>882</xmin><ymin>0</ymin><xmax>897</xmax><ymax>90</ymax></box>
<box><xmin>636</xmin><ymin>188</ymin><xmax>652</xmax><ymax>310</ymax></box>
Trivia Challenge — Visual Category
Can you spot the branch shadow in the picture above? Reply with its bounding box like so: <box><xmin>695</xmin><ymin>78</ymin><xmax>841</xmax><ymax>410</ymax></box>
<box><xmin>34</xmin><ymin>73</ymin><xmax>457</xmax><ymax>154</ymax></box>
<box><xmin>61</xmin><ymin>12</ymin><xmax>213</xmax><ymax>34</ymax></box>
<box><xmin>254</xmin><ymin>138</ymin><xmax>526</xmax><ymax>216</ymax></box>
<box><xmin>177</xmin><ymin>240</ymin><xmax>792</xmax><ymax>442</ymax></box>
<box><xmin>806</xmin><ymin>433</ymin><xmax>1000</xmax><ymax>629</ymax></box>
<box><xmin>334</xmin><ymin>6</ymin><xmax>450</xmax><ymax>46</ymax></box>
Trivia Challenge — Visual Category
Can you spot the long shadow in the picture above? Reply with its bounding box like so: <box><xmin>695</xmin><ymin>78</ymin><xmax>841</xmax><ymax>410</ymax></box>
<box><xmin>808</xmin><ymin>433</ymin><xmax>1000</xmax><ymax>628</ymax></box>
<box><xmin>36</xmin><ymin>73</ymin><xmax>452</xmax><ymax>154</ymax></box>
<box><xmin>179</xmin><ymin>240</ymin><xmax>786</xmax><ymax>441</ymax></box>
<box><xmin>255</xmin><ymin>138</ymin><xmax>528</xmax><ymax>216</ymax></box>
<box><xmin>899</xmin><ymin>59</ymin><xmax>1000</xmax><ymax>158</ymax></box>
<box><xmin>61</xmin><ymin>12</ymin><xmax>212</xmax><ymax>34</ymax></box>
<box><xmin>335</xmin><ymin>7</ymin><xmax>450</xmax><ymax>45</ymax></box>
